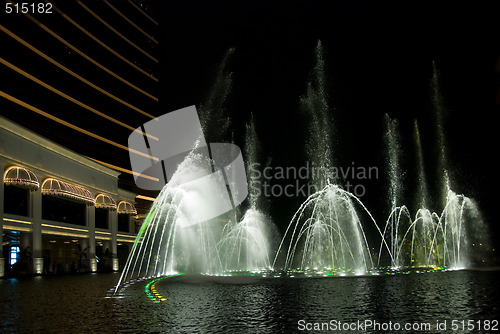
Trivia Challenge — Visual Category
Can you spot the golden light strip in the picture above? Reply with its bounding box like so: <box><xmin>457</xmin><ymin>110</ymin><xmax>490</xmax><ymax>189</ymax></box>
<box><xmin>46</xmin><ymin>0</ymin><xmax>158</xmax><ymax>82</ymax></box>
<box><xmin>41</xmin><ymin>223</ymin><xmax>88</xmax><ymax>232</ymax></box>
<box><xmin>0</xmin><ymin>90</ymin><xmax>159</xmax><ymax>161</ymax></box>
<box><xmin>117</xmin><ymin>233</ymin><xmax>136</xmax><ymax>238</ymax></box>
<box><xmin>0</xmin><ymin>57</ymin><xmax>158</xmax><ymax>141</ymax></box>
<box><xmin>77</xmin><ymin>1</ymin><xmax>158</xmax><ymax>63</ymax></box>
<box><xmin>128</xmin><ymin>0</ymin><xmax>158</xmax><ymax>26</ymax></box>
<box><xmin>95</xmin><ymin>231</ymin><xmax>111</xmax><ymax>235</ymax></box>
<box><xmin>3</xmin><ymin>218</ymin><xmax>32</xmax><ymax>224</ymax></box>
<box><xmin>86</xmin><ymin>157</ymin><xmax>160</xmax><ymax>182</ymax></box>
<box><xmin>104</xmin><ymin>0</ymin><xmax>158</xmax><ymax>44</ymax></box>
<box><xmin>117</xmin><ymin>238</ymin><xmax>138</xmax><ymax>243</ymax></box>
<box><xmin>0</xmin><ymin>25</ymin><xmax>156</xmax><ymax>119</ymax></box>
<box><xmin>42</xmin><ymin>230</ymin><xmax>88</xmax><ymax>238</ymax></box>
<box><xmin>136</xmin><ymin>194</ymin><xmax>157</xmax><ymax>202</ymax></box>
<box><xmin>18</xmin><ymin>8</ymin><xmax>158</xmax><ymax>101</ymax></box>
<box><xmin>4</xmin><ymin>225</ymin><xmax>32</xmax><ymax>232</ymax></box>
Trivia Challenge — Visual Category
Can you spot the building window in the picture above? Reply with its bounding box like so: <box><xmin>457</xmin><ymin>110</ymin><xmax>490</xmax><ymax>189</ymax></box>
<box><xmin>118</xmin><ymin>214</ymin><xmax>130</xmax><ymax>232</ymax></box>
<box><xmin>4</xmin><ymin>185</ymin><xmax>29</xmax><ymax>216</ymax></box>
<box><xmin>42</xmin><ymin>196</ymin><xmax>86</xmax><ymax>226</ymax></box>
<box><xmin>95</xmin><ymin>208</ymin><xmax>109</xmax><ymax>229</ymax></box>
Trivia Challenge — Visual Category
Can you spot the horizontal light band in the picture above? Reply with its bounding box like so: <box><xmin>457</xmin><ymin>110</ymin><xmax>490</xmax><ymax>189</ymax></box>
<box><xmin>0</xmin><ymin>24</ymin><xmax>156</xmax><ymax>118</ymax></box>
<box><xmin>117</xmin><ymin>238</ymin><xmax>140</xmax><ymax>243</ymax></box>
<box><xmin>4</xmin><ymin>218</ymin><xmax>32</xmax><ymax>224</ymax></box>
<box><xmin>0</xmin><ymin>90</ymin><xmax>158</xmax><ymax>161</ymax></box>
<box><xmin>3</xmin><ymin>3</ymin><xmax>158</xmax><ymax>101</ymax></box>
<box><xmin>3</xmin><ymin>224</ymin><xmax>33</xmax><ymax>232</ymax></box>
<box><xmin>77</xmin><ymin>1</ymin><xmax>158</xmax><ymax>63</ymax></box>
<box><xmin>0</xmin><ymin>57</ymin><xmax>157</xmax><ymax>140</ymax></box>
<box><xmin>41</xmin><ymin>223</ymin><xmax>88</xmax><ymax>232</ymax></box>
<box><xmin>117</xmin><ymin>234</ymin><xmax>136</xmax><ymax>238</ymax></box>
<box><xmin>104</xmin><ymin>0</ymin><xmax>158</xmax><ymax>44</ymax></box>
<box><xmin>136</xmin><ymin>195</ymin><xmax>156</xmax><ymax>202</ymax></box>
<box><xmin>128</xmin><ymin>0</ymin><xmax>158</xmax><ymax>26</ymax></box>
<box><xmin>48</xmin><ymin>0</ymin><xmax>157</xmax><ymax>82</ymax></box>
<box><xmin>41</xmin><ymin>230</ymin><xmax>88</xmax><ymax>238</ymax></box>
<box><xmin>86</xmin><ymin>157</ymin><xmax>160</xmax><ymax>182</ymax></box>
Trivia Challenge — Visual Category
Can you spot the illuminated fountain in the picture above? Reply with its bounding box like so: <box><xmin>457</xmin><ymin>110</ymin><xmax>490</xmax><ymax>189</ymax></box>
<box><xmin>115</xmin><ymin>49</ymin><xmax>490</xmax><ymax>296</ymax></box>
<box><xmin>216</xmin><ymin>115</ymin><xmax>276</xmax><ymax>273</ymax></box>
<box><xmin>376</xmin><ymin>66</ymin><xmax>490</xmax><ymax>270</ymax></box>
<box><xmin>115</xmin><ymin>50</ymin><xmax>276</xmax><ymax>291</ymax></box>
<box><xmin>275</xmin><ymin>184</ymin><xmax>384</xmax><ymax>275</ymax></box>
<box><xmin>273</xmin><ymin>51</ymin><xmax>489</xmax><ymax>276</ymax></box>
<box><xmin>377</xmin><ymin>190</ymin><xmax>486</xmax><ymax>271</ymax></box>
<box><xmin>273</xmin><ymin>41</ymin><xmax>388</xmax><ymax>276</ymax></box>
<box><xmin>118</xmin><ymin>149</ymin><xmax>228</xmax><ymax>283</ymax></box>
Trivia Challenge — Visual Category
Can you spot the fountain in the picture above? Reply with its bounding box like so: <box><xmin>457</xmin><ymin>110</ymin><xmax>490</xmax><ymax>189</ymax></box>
<box><xmin>115</xmin><ymin>46</ymin><xmax>490</xmax><ymax>295</ymax></box>
<box><xmin>275</xmin><ymin>184</ymin><xmax>382</xmax><ymax>275</ymax></box>
<box><xmin>215</xmin><ymin>115</ymin><xmax>276</xmax><ymax>273</ymax></box>
<box><xmin>116</xmin><ymin>50</ymin><xmax>276</xmax><ymax>290</ymax></box>
<box><xmin>272</xmin><ymin>41</ymin><xmax>388</xmax><ymax>276</ymax></box>
<box><xmin>273</xmin><ymin>51</ymin><xmax>489</xmax><ymax>276</ymax></box>
<box><xmin>375</xmin><ymin>64</ymin><xmax>490</xmax><ymax>271</ymax></box>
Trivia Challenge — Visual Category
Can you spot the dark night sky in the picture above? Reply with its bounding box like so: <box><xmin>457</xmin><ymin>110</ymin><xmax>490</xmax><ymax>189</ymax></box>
<box><xmin>165</xmin><ymin>0</ymin><xmax>499</xmax><ymax>244</ymax></box>
<box><xmin>0</xmin><ymin>1</ymin><xmax>497</xmax><ymax>245</ymax></box>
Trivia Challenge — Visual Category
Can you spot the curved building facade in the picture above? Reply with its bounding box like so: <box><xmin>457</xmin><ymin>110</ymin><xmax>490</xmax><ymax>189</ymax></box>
<box><xmin>1</xmin><ymin>115</ymin><xmax>138</xmax><ymax>277</ymax></box>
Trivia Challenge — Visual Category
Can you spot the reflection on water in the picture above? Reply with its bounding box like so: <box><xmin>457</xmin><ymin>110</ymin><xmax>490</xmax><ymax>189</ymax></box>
<box><xmin>0</xmin><ymin>271</ymin><xmax>499</xmax><ymax>333</ymax></box>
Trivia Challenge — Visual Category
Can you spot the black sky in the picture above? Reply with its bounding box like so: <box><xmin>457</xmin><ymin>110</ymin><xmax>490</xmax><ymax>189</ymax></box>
<box><xmin>165</xmin><ymin>0</ymin><xmax>499</xmax><ymax>243</ymax></box>
<box><xmin>0</xmin><ymin>1</ymin><xmax>497</xmax><ymax>243</ymax></box>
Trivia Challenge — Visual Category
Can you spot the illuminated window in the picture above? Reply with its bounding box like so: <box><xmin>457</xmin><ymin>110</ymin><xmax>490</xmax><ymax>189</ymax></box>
<box><xmin>10</xmin><ymin>246</ymin><xmax>20</xmax><ymax>266</ymax></box>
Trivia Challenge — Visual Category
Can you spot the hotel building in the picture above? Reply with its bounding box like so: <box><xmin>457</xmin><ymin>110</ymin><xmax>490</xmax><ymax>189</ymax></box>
<box><xmin>1</xmin><ymin>115</ymin><xmax>139</xmax><ymax>277</ymax></box>
<box><xmin>0</xmin><ymin>0</ymin><xmax>158</xmax><ymax>277</ymax></box>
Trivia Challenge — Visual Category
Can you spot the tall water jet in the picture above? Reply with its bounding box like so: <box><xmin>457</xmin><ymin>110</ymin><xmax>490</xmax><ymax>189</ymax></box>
<box><xmin>380</xmin><ymin>114</ymin><xmax>407</xmax><ymax>268</ymax></box>
<box><xmin>115</xmin><ymin>50</ymin><xmax>242</xmax><ymax>289</ymax></box>
<box><xmin>216</xmin><ymin>114</ymin><xmax>276</xmax><ymax>272</ymax></box>
<box><xmin>300</xmin><ymin>40</ymin><xmax>335</xmax><ymax>186</ymax></box>
<box><xmin>413</xmin><ymin>120</ymin><xmax>429</xmax><ymax>209</ymax></box>
<box><xmin>245</xmin><ymin>113</ymin><xmax>262</xmax><ymax>210</ymax></box>
<box><xmin>274</xmin><ymin>41</ymin><xmax>382</xmax><ymax>275</ymax></box>
<box><xmin>430</xmin><ymin>61</ymin><xmax>450</xmax><ymax>207</ymax></box>
<box><xmin>410</xmin><ymin>120</ymin><xmax>436</xmax><ymax>267</ymax></box>
<box><xmin>117</xmin><ymin>148</ymin><xmax>230</xmax><ymax>285</ymax></box>
<box><xmin>199</xmin><ymin>47</ymin><xmax>235</xmax><ymax>143</ymax></box>
<box><xmin>426</xmin><ymin>62</ymin><xmax>490</xmax><ymax>268</ymax></box>
<box><xmin>374</xmin><ymin>67</ymin><xmax>491</xmax><ymax>270</ymax></box>
<box><xmin>383</xmin><ymin>114</ymin><xmax>403</xmax><ymax>209</ymax></box>
<box><xmin>277</xmin><ymin>184</ymin><xmax>381</xmax><ymax>274</ymax></box>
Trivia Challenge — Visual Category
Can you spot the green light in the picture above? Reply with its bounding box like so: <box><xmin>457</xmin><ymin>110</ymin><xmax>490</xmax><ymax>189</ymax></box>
<box><xmin>144</xmin><ymin>273</ymin><xmax>183</xmax><ymax>303</ymax></box>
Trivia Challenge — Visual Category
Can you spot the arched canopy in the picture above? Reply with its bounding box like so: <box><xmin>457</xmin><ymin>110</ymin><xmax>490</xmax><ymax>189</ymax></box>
<box><xmin>4</xmin><ymin>165</ymin><xmax>39</xmax><ymax>190</ymax></box>
<box><xmin>95</xmin><ymin>194</ymin><xmax>117</xmax><ymax>210</ymax></box>
<box><xmin>41</xmin><ymin>178</ymin><xmax>94</xmax><ymax>205</ymax></box>
<box><xmin>117</xmin><ymin>201</ymin><xmax>137</xmax><ymax>215</ymax></box>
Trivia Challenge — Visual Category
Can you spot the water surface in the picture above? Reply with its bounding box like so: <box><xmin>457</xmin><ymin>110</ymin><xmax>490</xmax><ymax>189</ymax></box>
<box><xmin>1</xmin><ymin>271</ymin><xmax>499</xmax><ymax>333</ymax></box>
